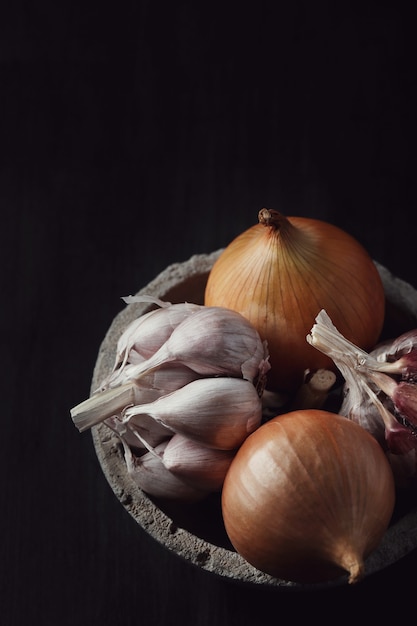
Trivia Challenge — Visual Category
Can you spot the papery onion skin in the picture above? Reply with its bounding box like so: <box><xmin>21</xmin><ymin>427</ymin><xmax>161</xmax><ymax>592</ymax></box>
<box><xmin>221</xmin><ymin>409</ymin><xmax>395</xmax><ymax>585</ymax></box>
<box><xmin>205</xmin><ymin>209</ymin><xmax>385</xmax><ymax>392</ymax></box>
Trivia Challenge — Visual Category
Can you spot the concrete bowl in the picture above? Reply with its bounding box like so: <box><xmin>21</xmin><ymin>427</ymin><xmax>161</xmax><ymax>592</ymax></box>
<box><xmin>91</xmin><ymin>250</ymin><xmax>417</xmax><ymax>590</ymax></box>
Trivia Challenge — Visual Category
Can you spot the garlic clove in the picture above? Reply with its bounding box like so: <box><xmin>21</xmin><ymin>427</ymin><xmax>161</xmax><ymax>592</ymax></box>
<box><xmin>371</xmin><ymin>328</ymin><xmax>417</xmax><ymax>378</ymax></box>
<box><xmin>367</xmin><ymin>370</ymin><xmax>417</xmax><ymax>428</ymax></box>
<box><xmin>122</xmin><ymin>306</ymin><xmax>270</xmax><ymax>385</ymax></box>
<box><xmin>339</xmin><ymin>376</ymin><xmax>387</xmax><ymax>445</ymax></box>
<box><xmin>394</xmin><ymin>382</ymin><xmax>417</xmax><ymax>426</ymax></box>
<box><xmin>385</xmin><ymin>417</ymin><xmax>417</xmax><ymax>454</ymax></box>
<box><xmin>161</xmin><ymin>434</ymin><xmax>235</xmax><ymax>491</ymax></box>
<box><xmin>123</xmin><ymin>377</ymin><xmax>263</xmax><ymax>450</ymax></box>
<box><xmin>120</xmin><ymin>438</ymin><xmax>208</xmax><ymax>501</ymax></box>
<box><xmin>107</xmin><ymin>299</ymin><xmax>202</xmax><ymax>383</ymax></box>
<box><xmin>104</xmin><ymin>361</ymin><xmax>201</xmax><ymax>393</ymax></box>
<box><xmin>111</xmin><ymin>309</ymin><xmax>160</xmax><ymax>373</ymax></box>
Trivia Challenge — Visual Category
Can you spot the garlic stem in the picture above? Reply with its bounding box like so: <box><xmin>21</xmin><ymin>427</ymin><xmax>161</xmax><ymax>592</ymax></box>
<box><xmin>290</xmin><ymin>368</ymin><xmax>336</xmax><ymax>410</ymax></box>
<box><xmin>306</xmin><ymin>310</ymin><xmax>371</xmax><ymax>378</ymax></box>
<box><xmin>71</xmin><ymin>383</ymin><xmax>139</xmax><ymax>432</ymax></box>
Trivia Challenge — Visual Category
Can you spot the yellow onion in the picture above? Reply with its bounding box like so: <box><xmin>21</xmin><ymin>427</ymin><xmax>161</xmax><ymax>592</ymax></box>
<box><xmin>205</xmin><ymin>209</ymin><xmax>385</xmax><ymax>392</ymax></box>
<box><xmin>221</xmin><ymin>409</ymin><xmax>395</xmax><ymax>585</ymax></box>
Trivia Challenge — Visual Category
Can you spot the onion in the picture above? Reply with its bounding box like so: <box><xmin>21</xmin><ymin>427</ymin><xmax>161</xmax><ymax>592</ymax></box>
<box><xmin>221</xmin><ymin>409</ymin><xmax>395</xmax><ymax>585</ymax></box>
<box><xmin>205</xmin><ymin>209</ymin><xmax>385</xmax><ymax>392</ymax></box>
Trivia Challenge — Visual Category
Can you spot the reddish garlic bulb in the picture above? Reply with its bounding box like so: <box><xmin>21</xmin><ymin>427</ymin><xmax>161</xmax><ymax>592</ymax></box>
<box><xmin>205</xmin><ymin>209</ymin><xmax>385</xmax><ymax>392</ymax></box>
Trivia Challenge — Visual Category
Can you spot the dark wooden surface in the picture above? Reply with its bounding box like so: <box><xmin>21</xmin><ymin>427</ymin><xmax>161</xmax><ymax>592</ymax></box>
<box><xmin>3</xmin><ymin>3</ymin><xmax>417</xmax><ymax>624</ymax></box>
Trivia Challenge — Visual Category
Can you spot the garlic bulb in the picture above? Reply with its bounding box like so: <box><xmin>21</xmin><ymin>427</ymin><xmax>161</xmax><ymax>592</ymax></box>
<box><xmin>205</xmin><ymin>208</ymin><xmax>385</xmax><ymax>392</ymax></box>
<box><xmin>136</xmin><ymin>432</ymin><xmax>235</xmax><ymax>492</ymax></box>
<box><xmin>222</xmin><ymin>409</ymin><xmax>395</xmax><ymax>584</ymax></box>
<box><xmin>307</xmin><ymin>309</ymin><xmax>417</xmax><ymax>485</ymax></box>
<box><xmin>70</xmin><ymin>299</ymin><xmax>269</xmax><ymax>500</ymax></box>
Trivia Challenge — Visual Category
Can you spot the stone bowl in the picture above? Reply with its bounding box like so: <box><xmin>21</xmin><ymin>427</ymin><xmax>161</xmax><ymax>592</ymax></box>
<box><xmin>91</xmin><ymin>250</ymin><xmax>417</xmax><ymax>590</ymax></box>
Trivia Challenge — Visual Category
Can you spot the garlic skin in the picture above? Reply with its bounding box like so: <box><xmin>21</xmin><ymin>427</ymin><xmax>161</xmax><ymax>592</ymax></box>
<box><xmin>121</xmin><ymin>305</ymin><xmax>270</xmax><ymax>386</ymax></box>
<box><xmin>120</xmin><ymin>439</ymin><xmax>209</xmax><ymax>501</ymax></box>
<box><xmin>103</xmin><ymin>301</ymin><xmax>201</xmax><ymax>389</ymax></box>
<box><xmin>307</xmin><ymin>309</ymin><xmax>417</xmax><ymax>483</ymax></box>
<box><xmin>338</xmin><ymin>376</ymin><xmax>387</xmax><ymax>445</ymax></box>
<box><xmin>162</xmin><ymin>434</ymin><xmax>235</xmax><ymax>491</ymax></box>
<box><xmin>205</xmin><ymin>209</ymin><xmax>385</xmax><ymax>392</ymax></box>
<box><xmin>105</xmin><ymin>414</ymin><xmax>172</xmax><ymax>450</ymax></box>
<box><xmin>371</xmin><ymin>329</ymin><xmax>417</xmax><ymax>381</ymax></box>
<box><xmin>104</xmin><ymin>361</ymin><xmax>201</xmax><ymax>393</ymax></box>
<box><xmin>123</xmin><ymin>377</ymin><xmax>263</xmax><ymax>450</ymax></box>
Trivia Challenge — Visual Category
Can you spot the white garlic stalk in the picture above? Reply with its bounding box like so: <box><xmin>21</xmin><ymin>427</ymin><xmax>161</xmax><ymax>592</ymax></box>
<box><xmin>71</xmin><ymin>383</ymin><xmax>141</xmax><ymax>433</ymax></box>
<box><xmin>71</xmin><ymin>382</ymin><xmax>169</xmax><ymax>432</ymax></box>
<box><xmin>122</xmin><ymin>376</ymin><xmax>263</xmax><ymax>450</ymax></box>
<box><xmin>307</xmin><ymin>310</ymin><xmax>417</xmax><ymax>462</ymax></box>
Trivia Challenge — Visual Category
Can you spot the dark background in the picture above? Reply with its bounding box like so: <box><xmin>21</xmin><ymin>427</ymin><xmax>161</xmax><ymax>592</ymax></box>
<box><xmin>2</xmin><ymin>2</ymin><xmax>417</xmax><ymax>624</ymax></box>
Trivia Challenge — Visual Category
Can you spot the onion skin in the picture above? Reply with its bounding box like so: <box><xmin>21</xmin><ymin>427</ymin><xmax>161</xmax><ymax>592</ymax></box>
<box><xmin>221</xmin><ymin>409</ymin><xmax>395</xmax><ymax>585</ymax></box>
<box><xmin>205</xmin><ymin>210</ymin><xmax>385</xmax><ymax>392</ymax></box>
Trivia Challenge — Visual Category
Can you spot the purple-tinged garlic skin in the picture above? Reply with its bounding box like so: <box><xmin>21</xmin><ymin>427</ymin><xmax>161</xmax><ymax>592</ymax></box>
<box><xmin>371</xmin><ymin>332</ymin><xmax>417</xmax><ymax>381</ymax></box>
<box><xmin>307</xmin><ymin>309</ymin><xmax>417</xmax><ymax>486</ymax></box>
<box><xmin>393</xmin><ymin>382</ymin><xmax>417</xmax><ymax>426</ymax></box>
<box><xmin>366</xmin><ymin>370</ymin><xmax>417</xmax><ymax>429</ymax></box>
